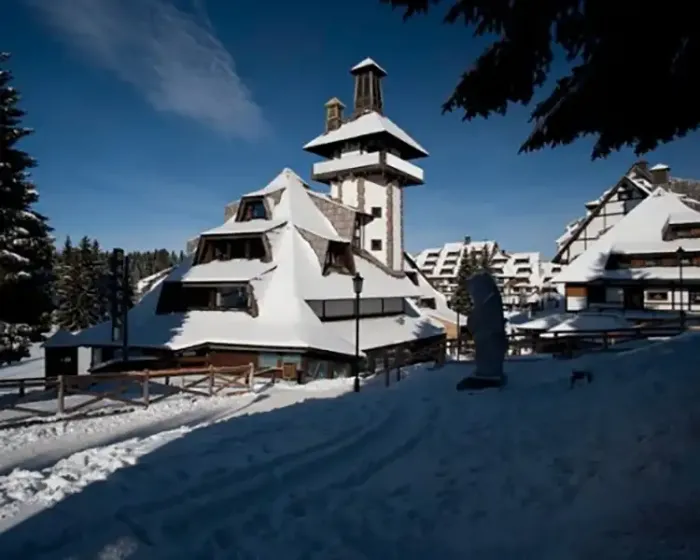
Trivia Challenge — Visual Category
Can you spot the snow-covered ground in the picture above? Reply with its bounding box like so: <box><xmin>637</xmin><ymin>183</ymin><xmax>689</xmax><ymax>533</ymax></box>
<box><xmin>1</xmin><ymin>334</ymin><xmax>700</xmax><ymax>559</ymax></box>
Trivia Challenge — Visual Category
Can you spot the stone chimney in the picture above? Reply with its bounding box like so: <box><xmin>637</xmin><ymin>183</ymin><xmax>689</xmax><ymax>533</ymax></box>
<box><xmin>650</xmin><ymin>163</ymin><xmax>670</xmax><ymax>185</ymax></box>
<box><xmin>325</xmin><ymin>97</ymin><xmax>345</xmax><ymax>133</ymax></box>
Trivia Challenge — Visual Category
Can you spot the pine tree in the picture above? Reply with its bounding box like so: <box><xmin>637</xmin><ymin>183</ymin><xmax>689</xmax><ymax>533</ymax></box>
<box><xmin>0</xmin><ymin>53</ymin><xmax>55</xmax><ymax>355</ymax></box>
<box><xmin>75</xmin><ymin>236</ymin><xmax>102</xmax><ymax>328</ymax></box>
<box><xmin>451</xmin><ymin>244</ymin><xmax>497</xmax><ymax>316</ymax></box>
<box><xmin>55</xmin><ymin>236</ymin><xmax>81</xmax><ymax>330</ymax></box>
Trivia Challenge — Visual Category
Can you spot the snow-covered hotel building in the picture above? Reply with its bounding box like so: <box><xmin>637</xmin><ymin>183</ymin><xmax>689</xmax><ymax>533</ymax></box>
<box><xmin>413</xmin><ymin>240</ymin><xmax>561</xmax><ymax>307</ymax></box>
<box><xmin>553</xmin><ymin>161</ymin><xmax>700</xmax><ymax>266</ymax></box>
<box><xmin>54</xmin><ymin>59</ymin><xmax>459</xmax><ymax>377</ymax></box>
<box><xmin>554</xmin><ymin>187</ymin><xmax>700</xmax><ymax>313</ymax></box>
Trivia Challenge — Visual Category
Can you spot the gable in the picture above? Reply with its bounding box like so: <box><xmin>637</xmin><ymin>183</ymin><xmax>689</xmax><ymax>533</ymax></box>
<box><xmin>553</xmin><ymin>176</ymin><xmax>649</xmax><ymax>263</ymax></box>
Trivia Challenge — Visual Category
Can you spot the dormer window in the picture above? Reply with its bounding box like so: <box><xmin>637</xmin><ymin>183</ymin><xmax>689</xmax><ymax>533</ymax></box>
<box><xmin>237</xmin><ymin>197</ymin><xmax>268</xmax><ymax>222</ymax></box>
<box><xmin>195</xmin><ymin>235</ymin><xmax>269</xmax><ymax>265</ymax></box>
<box><xmin>324</xmin><ymin>241</ymin><xmax>355</xmax><ymax>275</ymax></box>
<box><xmin>157</xmin><ymin>282</ymin><xmax>255</xmax><ymax>314</ymax></box>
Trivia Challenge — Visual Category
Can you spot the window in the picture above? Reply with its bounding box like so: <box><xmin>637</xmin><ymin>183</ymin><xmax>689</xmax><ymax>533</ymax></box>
<box><xmin>324</xmin><ymin>241</ymin><xmax>354</xmax><ymax>275</ymax></box>
<box><xmin>646</xmin><ymin>291</ymin><xmax>668</xmax><ymax>302</ymax></box>
<box><xmin>217</xmin><ymin>287</ymin><xmax>249</xmax><ymax>310</ymax></box>
<box><xmin>690</xmin><ymin>291</ymin><xmax>700</xmax><ymax>304</ymax></box>
<box><xmin>588</xmin><ymin>285</ymin><xmax>606</xmax><ymax>304</ymax></box>
<box><xmin>238</xmin><ymin>198</ymin><xmax>267</xmax><ymax>221</ymax></box>
<box><xmin>371</xmin><ymin>206</ymin><xmax>382</xmax><ymax>218</ymax></box>
<box><xmin>371</xmin><ymin>239</ymin><xmax>382</xmax><ymax>251</ymax></box>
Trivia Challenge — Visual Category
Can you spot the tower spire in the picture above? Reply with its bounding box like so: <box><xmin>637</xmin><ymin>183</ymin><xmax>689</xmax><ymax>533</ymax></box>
<box><xmin>350</xmin><ymin>57</ymin><xmax>387</xmax><ymax>116</ymax></box>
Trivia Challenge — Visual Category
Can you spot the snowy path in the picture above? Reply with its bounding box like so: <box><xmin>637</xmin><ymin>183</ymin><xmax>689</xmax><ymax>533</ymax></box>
<box><xmin>0</xmin><ymin>393</ymin><xmax>268</xmax><ymax>475</ymax></box>
<box><xmin>2</xmin><ymin>336</ymin><xmax>700</xmax><ymax>559</ymax></box>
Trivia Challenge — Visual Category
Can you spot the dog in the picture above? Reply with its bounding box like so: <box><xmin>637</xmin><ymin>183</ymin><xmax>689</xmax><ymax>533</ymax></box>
<box><xmin>570</xmin><ymin>369</ymin><xmax>593</xmax><ymax>389</ymax></box>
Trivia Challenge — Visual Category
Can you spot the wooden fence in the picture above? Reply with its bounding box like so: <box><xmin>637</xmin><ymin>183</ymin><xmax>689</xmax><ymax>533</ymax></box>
<box><xmin>444</xmin><ymin>323</ymin><xmax>685</xmax><ymax>359</ymax></box>
<box><xmin>0</xmin><ymin>363</ymin><xmax>272</xmax><ymax>422</ymax></box>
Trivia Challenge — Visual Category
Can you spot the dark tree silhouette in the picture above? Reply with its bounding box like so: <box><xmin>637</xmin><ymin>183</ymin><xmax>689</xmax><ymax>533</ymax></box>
<box><xmin>381</xmin><ymin>0</ymin><xmax>699</xmax><ymax>159</ymax></box>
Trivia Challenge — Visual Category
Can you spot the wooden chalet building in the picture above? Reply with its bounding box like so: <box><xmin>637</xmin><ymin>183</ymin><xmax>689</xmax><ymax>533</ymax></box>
<box><xmin>553</xmin><ymin>189</ymin><xmax>700</xmax><ymax>314</ymax></box>
<box><xmin>554</xmin><ymin>161</ymin><xmax>700</xmax><ymax>266</ymax></box>
<box><xmin>48</xmin><ymin>59</ymin><xmax>447</xmax><ymax>379</ymax></box>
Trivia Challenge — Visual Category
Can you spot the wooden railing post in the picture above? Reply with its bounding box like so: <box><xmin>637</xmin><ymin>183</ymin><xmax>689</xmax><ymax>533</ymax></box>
<box><xmin>19</xmin><ymin>379</ymin><xmax>25</xmax><ymax>398</ymax></box>
<box><xmin>142</xmin><ymin>371</ymin><xmax>150</xmax><ymax>407</ymax></box>
<box><xmin>57</xmin><ymin>375</ymin><xmax>65</xmax><ymax>414</ymax></box>
<box><xmin>208</xmin><ymin>365</ymin><xmax>214</xmax><ymax>396</ymax></box>
<box><xmin>248</xmin><ymin>362</ymin><xmax>255</xmax><ymax>389</ymax></box>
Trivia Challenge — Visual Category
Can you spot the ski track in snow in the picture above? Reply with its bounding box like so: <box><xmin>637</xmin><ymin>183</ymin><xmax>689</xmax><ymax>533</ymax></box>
<box><xmin>2</xmin><ymin>336</ymin><xmax>700</xmax><ymax>559</ymax></box>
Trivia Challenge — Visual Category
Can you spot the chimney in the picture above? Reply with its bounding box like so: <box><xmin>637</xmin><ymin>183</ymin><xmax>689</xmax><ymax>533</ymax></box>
<box><xmin>324</xmin><ymin>97</ymin><xmax>345</xmax><ymax>133</ymax></box>
<box><xmin>650</xmin><ymin>163</ymin><xmax>670</xmax><ymax>185</ymax></box>
<box><xmin>635</xmin><ymin>159</ymin><xmax>649</xmax><ymax>172</ymax></box>
<box><xmin>464</xmin><ymin>235</ymin><xmax>471</xmax><ymax>245</ymax></box>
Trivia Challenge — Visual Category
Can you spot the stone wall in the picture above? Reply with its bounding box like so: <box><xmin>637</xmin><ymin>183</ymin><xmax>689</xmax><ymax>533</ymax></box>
<box><xmin>309</xmin><ymin>194</ymin><xmax>356</xmax><ymax>239</ymax></box>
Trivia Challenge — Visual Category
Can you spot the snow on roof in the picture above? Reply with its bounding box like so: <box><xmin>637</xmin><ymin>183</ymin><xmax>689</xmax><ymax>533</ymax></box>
<box><xmin>43</xmin><ymin>328</ymin><xmax>78</xmax><ymax>348</ymax></box>
<box><xmin>513</xmin><ymin>312</ymin><xmax>569</xmax><ymax>332</ymax></box>
<box><xmin>650</xmin><ymin>163</ymin><xmax>670</xmax><ymax>171</ymax></box>
<box><xmin>303</xmin><ymin>112</ymin><xmax>428</xmax><ymax>157</ymax></box>
<box><xmin>553</xmin><ymin>189</ymin><xmax>700</xmax><ymax>284</ymax></box>
<box><xmin>244</xmin><ymin>167</ymin><xmax>309</xmax><ymax>197</ymax></box>
<box><xmin>542</xmin><ymin>313</ymin><xmax>633</xmax><ymax>337</ymax></box>
<box><xmin>668</xmin><ymin>210</ymin><xmax>700</xmax><ymax>226</ymax></box>
<box><xmin>201</xmin><ymin>218</ymin><xmax>286</xmax><ymax>237</ymax></box>
<box><xmin>70</xmin><ymin>168</ymin><xmax>427</xmax><ymax>356</ymax></box>
<box><xmin>350</xmin><ymin>57</ymin><xmax>387</xmax><ymax>76</ymax></box>
<box><xmin>180</xmin><ymin>260</ymin><xmax>276</xmax><ymax>284</ymax></box>
<box><xmin>136</xmin><ymin>268</ymin><xmax>172</xmax><ymax>295</ymax></box>
<box><xmin>270</xmin><ymin>170</ymin><xmax>344</xmax><ymax>241</ymax></box>
<box><xmin>324</xmin><ymin>302</ymin><xmax>444</xmax><ymax>351</ymax></box>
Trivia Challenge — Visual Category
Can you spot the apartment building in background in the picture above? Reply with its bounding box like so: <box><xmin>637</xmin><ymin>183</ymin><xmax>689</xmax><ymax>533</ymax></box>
<box><xmin>413</xmin><ymin>237</ymin><xmax>561</xmax><ymax>307</ymax></box>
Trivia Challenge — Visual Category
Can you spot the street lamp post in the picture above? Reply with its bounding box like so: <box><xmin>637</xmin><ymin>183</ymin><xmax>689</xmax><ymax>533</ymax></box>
<box><xmin>677</xmin><ymin>246</ymin><xmax>686</xmax><ymax>329</ymax></box>
<box><xmin>352</xmin><ymin>272</ymin><xmax>364</xmax><ymax>393</ymax></box>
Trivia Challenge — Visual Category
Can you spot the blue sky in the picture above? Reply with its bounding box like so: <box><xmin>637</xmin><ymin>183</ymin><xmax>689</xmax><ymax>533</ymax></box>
<box><xmin>3</xmin><ymin>0</ymin><xmax>700</xmax><ymax>258</ymax></box>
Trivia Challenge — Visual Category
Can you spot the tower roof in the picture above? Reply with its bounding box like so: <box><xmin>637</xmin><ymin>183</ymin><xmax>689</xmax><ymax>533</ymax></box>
<box><xmin>324</xmin><ymin>97</ymin><xmax>346</xmax><ymax>108</ymax></box>
<box><xmin>304</xmin><ymin>111</ymin><xmax>428</xmax><ymax>159</ymax></box>
<box><xmin>350</xmin><ymin>57</ymin><xmax>387</xmax><ymax>77</ymax></box>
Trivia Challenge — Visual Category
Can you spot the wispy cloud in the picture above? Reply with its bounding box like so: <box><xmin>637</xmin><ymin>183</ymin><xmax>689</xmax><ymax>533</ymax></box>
<box><xmin>27</xmin><ymin>0</ymin><xmax>268</xmax><ymax>139</ymax></box>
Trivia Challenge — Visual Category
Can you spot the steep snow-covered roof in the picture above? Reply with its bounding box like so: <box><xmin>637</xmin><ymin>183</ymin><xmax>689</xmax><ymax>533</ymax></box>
<box><xmin>71</xmin><ymin>168</ymin><xmax>434</xmax><ymax>357</ymax></box>
<box><xmin>350</xmin><ymin>57</ymin><xmax>387</xmax><ymax>76</ymax></box>
<box><xmin>303</xmin><ymin>112</ymin><xmax>428</xmax><ymax>158</ymax></box>
<box><xmin>553</xmin><ymin>189</ymin><xmax>700</xmax><ymax>284</ymax></box>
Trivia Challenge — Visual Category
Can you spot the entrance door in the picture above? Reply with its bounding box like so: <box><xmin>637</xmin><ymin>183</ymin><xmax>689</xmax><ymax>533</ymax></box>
<box><xmin>624</xmin><ymin>286</ymin><xmax>644</xmax><ymax>310</ymax></box>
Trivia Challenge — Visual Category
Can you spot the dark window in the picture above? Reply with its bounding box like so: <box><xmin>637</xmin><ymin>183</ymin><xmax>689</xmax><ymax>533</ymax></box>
<box><xmin>418</xmin><ymin>297</ymin><xmax>436</xmax><ymax>309</ymax></box>
<box><xmin>690</xmin><ymin>291</ymin><xmax>700</xmax><ymax>304</ymax></box>
<box><xmin>371</xmin><ymin>206</ymin><xmax>382</xmax><ymax>218</ymax></box>
<box><xmin>218</xmin><ymin>287</ymin><xmax>248</xmax><ymax>309</ymax></box>
<box><xmin>588</xmin><ymin>285</ymin><xmax>606</xmax><ymax>304</ymax></box>
<box><xmin>371</xmin><ymin>239</ymin><xmax>382</xmax><ymax>251</ymax></box>
<box><xmin>646</xmin><ymin>291</ymin><xmax>668</xmax><ymax>301</ymax></box>
<box><xmin>238</xmin><ymin>198</ymin><xmax>267</xmax><ymax>221</ymax></box>
<box><xmin>156</xmin><ymin>282</ymin><xmax>184</xmax><ymax>314</ymax></box>
<box><xmin>197</xmin><ymin>236</ymin><xmax>267</xmax><ymax>264</ymax></box>
<box><xmin>324</xmin><ymin>241</ymin><xmax>354</xmax><ymax>275</ymax></box>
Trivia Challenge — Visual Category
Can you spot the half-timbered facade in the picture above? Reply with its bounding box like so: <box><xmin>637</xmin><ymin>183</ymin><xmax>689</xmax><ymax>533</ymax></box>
<box><xmin>554</xmin><ymin>161</ymin><xmax>700</xmax><ymax>265</ymax></box>
<box><xmin>553</xmin><ymin>189</ymin><xmax>700</xmax><ymax>313</ymax></box>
